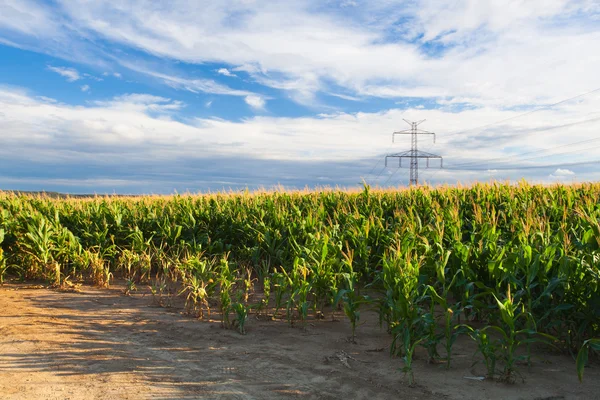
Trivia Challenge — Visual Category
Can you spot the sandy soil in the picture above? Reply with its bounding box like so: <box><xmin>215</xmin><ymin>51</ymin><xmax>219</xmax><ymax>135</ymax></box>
<box><xmin>0</xmin><ymin>283</ymin><xmax>598</xmax><ymax>400</ymax></box>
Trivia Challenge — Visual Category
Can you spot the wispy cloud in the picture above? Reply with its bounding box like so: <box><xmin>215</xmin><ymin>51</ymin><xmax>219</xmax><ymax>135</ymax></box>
<box><xmin>83</xmin><ymin>73</ymin><xmax>103</xmax><ymax>81</ymax></box>
<box><xmin>2</xmin><ymin>1</ymin><xmax>596</xmax><ymax>107</ymax></box>
<box><xmin>80</xmin><ymin>84</ymin><xmax>90</xmax><ymax>92</ymax></box>
<box><xmin>118</xmin><ymin>61</ymin><xmax>260</xmax><ymax>97</ymax></box>
<box><xmin>47</xmin><ymin>65</ymin><xmax>80</xmax><ymax>82</ymax></box>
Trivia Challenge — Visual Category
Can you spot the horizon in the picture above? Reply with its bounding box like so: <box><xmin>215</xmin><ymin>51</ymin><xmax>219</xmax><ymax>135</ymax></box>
<box><xmin>0</xmin><ymin>179</ymin><xmax>595</xmax><ymax>198</ymax></box>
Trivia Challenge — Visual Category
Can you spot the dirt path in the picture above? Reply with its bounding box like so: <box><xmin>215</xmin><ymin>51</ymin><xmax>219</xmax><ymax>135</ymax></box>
<box><xmin>0</xmin><ymin>284</ymin><xmax>598</xmax><ymax>400</ymax></box>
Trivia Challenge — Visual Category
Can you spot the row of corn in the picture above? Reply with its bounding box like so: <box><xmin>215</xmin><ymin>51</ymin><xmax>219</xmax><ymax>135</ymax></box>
<box><xmin>0</xmin><ymin>182</ymin><xmax>598</xmax><ymax>383</ymax></box>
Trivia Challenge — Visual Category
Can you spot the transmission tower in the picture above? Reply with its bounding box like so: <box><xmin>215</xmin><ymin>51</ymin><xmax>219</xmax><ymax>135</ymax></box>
<box><xmin>385</xmin><ymin>119</ymin><xmax>443</xmax><ymax>186</ymax></box>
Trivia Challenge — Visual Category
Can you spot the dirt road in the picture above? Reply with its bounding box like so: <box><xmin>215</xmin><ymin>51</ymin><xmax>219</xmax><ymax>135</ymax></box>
<box><xmin>0</xmin><ymin>284</ymin><xmax>597</xmax><ymax>399</ymax></box>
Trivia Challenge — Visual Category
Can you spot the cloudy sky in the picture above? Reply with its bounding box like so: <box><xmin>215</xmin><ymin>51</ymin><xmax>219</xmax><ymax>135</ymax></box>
<box><xmin>1</xmin><ymin>0</ymin><xmax>599</xmax><ymax>193</ymax></box>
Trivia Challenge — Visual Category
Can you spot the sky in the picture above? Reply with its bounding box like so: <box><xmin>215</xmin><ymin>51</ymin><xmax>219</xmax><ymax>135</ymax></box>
<box><xmin>0</xmin><ymin>0</ymin><xmax>599</xmax><ymax>194</ymax></box>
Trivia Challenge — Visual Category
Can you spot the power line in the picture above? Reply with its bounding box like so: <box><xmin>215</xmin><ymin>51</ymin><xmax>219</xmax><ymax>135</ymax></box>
<box><xmin>365</xmin><ymin>137</ymin><xmax>403</xmax><ymax>186</ymax></box>
<box><xmin>436</xmin><ymin>87</ymin><xmax>600</xmax><ymax>144</ymax></box>
<box><xmin>414</xmin><ymin>94</ymin><xmax>600</xmax><ymax>172</ymax></box>
<box><xmin>456</xmin><ymin>143</ymin><xmax>600</xmax><ymax>171</ymax></box>
<box><xmin>382</xmin><ymin>166</ymin><xmax>402</xmax><ymax>186</ymax></box>
<box><xmin>446</xmin><ymin>118</ymin><xmax>600</xmax><ymax>170</ymax></box>
<box><xmin>371</xmin><ymin>164</ymin><xmax>389</xmax><ymax>185</ymax></box>
<box><xmin>445</xmin><ymin>159</ymin><xmax>600</xmax><ymax>171</ymax></box>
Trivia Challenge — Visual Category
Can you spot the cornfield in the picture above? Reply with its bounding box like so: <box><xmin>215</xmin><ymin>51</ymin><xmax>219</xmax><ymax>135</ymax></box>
<box><xmin>1</xmin><ymin>182</ymin><xmax>599</xmax><ymax>383</ymax></box>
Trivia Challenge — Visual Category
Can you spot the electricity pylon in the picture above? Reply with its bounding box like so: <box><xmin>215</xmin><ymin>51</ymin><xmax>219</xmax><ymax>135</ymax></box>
<box><xmin>385</xmin><ymin>119</ymin><xmax>442</xmax><ymax>186</ymax></box>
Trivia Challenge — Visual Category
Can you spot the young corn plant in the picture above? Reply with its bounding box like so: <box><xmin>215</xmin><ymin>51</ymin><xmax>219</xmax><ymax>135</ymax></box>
<box><xmin>334</xmin><ymin>274</ymin><xmax>370</xmax><ymax>343</ymax></box>
<box><xmin>180</xmin><ymin>275</ymin><xmax>210</xmax><ymax>319</ymax></box>
<box><xmin>219</xmin><ymin>258</ymin><xmax>234</xmax><ymax>328</ymax></box>
<box><xmin>294</xmin><ymin>280</ymin><xmax>311</xmax><ymax>329</ymax></box>
<box><xmin>124</xmin><ymin>277</ymin><xmax>137</xmax><ymax>296</ymax></box>
<box><xmin>576</xmin><ymin>338</ymin><xmax>600</xmax><ymax>382</ymax></box>
<box><xmin>150</xmin><ymin>274</ymin><xmax>169</xmax><ymax>306</ymax></box>
<box><xmin>421</xmin><ymin>304</ymin><xmax>442</xmax><ymax>363</ymax></box>
<box><xmin>335</xmin><ymin>249</ymin><xmax>370</xmax><ymax>343</ymax></box>
<box><xmin>79</xmin><ymin>249</ymin><xmax>111</xmax><ymax>288</ymax></box>
<box><xmin>487</xmin><ymin>287</ymin><xmax>555</xmax><ymax>383</ymax></box>
<box><xmin>462</xmin><ymin>326</ymin><xmax>499</xmax><ymax>379</ymax></box>
<box><xmin>231</xmin><ymin>291</ymin><xmax>249</xmax><ymax>334</ymax></box>
<box><xmin>271</xmin><ymin>270</ymin><xmax>287</xmax><ymax>318</ymax></box>
<box><xmin>381</xmin><ymin>242</ymin><xmax>426</xmax><ymax>386</ymax></box>
<box><xmin>426</xmin><ymin>252</ymin><xmax>463</xmax><ymax>369</ymax></box>
<box><xmin>258</xmin><ymin>276</ymin><xmax>271</xmax><ymax>317</ymax></box>
<box><xmin>281</xmin><ymin>259</ymin><xmax>310</xmax><ymax>327</ymax></box>
<box><xmin>395</xmin><ymin>322</ymin><xmax>426</xmax><ymax>386</ymax></box>
<box><xmin>242</xmin><ymin>267</ymin><xmax>256</xmax><ymax>303</ymax></box>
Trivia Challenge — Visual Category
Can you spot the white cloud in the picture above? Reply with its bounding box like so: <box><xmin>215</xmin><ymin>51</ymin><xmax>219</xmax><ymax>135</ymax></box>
<box><xmin>550</xmin><ymin>168</ymin><xmax>576</xmax><ymax>179</ymax></box>
<box><xmin>0</xmin><ymin>0</ymin><xmax>61</xmax><ymax>38</ymax></box>
<box><xmin>2</xmin><ymin>1</ymin><xmax>597</xmax><ymax>107</ymax></box>
<box><xmin>113</xmin><ymin>72</ymin><xmax>122</xmax><ymax>78</ymax></box>
<box><xmin>205</xmin><ymin>100</ymin><xmax>212</xmax><ymax>108</ymax></box>
<box><xmin>1</xmin><ymin>86</ymin><xmax>599</xmax><ymax>180</ymax></box>
<box><xmin>216</xmin><ymin>68</ymin><xmax>236</xmax><ymax>77</ymax></box>
<box><xmin>47</xmin><ymin>65</ymin><xmax>80</xmax><ymax>82</ymax></box>
<box><xmin>244</xmin><ymin>95</ymin><xmax>266</xmax><ymax>110</ymax></box>
<box><xmin>554</xmin><ymin>168</ymin><xmax>576</xmax><ymax>176</ymax></box>
<box><xmin>80</xmin><ymin>84</ymin><xmax>90</xmax><ymax>92</ymax></box>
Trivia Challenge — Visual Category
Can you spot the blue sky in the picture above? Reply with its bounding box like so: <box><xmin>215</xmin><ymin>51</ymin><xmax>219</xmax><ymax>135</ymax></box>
<box><xmin>0</xmin><ymin>0</ymin><xmax>599</xmax><ymax>193</ymax></box>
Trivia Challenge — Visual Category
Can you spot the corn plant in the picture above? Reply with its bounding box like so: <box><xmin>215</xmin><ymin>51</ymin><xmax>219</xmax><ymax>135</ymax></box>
<box><xmin>232</xmin><ymin>291</ymin><xmax>249</xmax><ymax>334</ymax></box>
<box><xmin>334</xmin><ymin>273</ymin><xmax>370</xmax><ymax>343</ymax></box>
<box><xmin>487</xmin><ymin>288</ymin><xmax>555</xmax><ymax>382</ymax></box>
<box><xmin>180</xmin><ymin>275</ymin><xmax>210</xmax><ymax>319</ymax></box>
<box><xmin>334</xmin><ymin>249</ymin><xmax>371</xmax><ymax>342</ymax></box>
<box><xmin>258</xmin><ymin>276</ymin><xmax>271</xmax><ymax>316</ymax></box>
<box><xmin>219</xmin><ymin>258</ymin><xmax>234</xmax><ymax>328</ymax></box>
<box><xmin>381</xmin><ymin>241</ymin><xmax>427</xmax><ymax>385</ymax></box>
<box><xmin>576</xmin><ymin>338</ymin><xmax>600</xmax><ymax>382</ymax></box>
<box><xmin>425</xmin><ymin>250</ymin><xmax>462</xmax><ymax>368</ymax></box>
<box><xmin>271</xmin><ymin>270</ymin><xmax>287</xmax><ymax>317</ymax></box>
<box><xmin>124</xmin><ymin>277</ymin><xmax>137</xmax><ymax>295</ymax></box>
<box><xmin>20</xmin><ymin>213</ymin><xmax>58</xmax><ymax>284</ymax></box>
<box><xmin>462</xmin><ymin>325</ymin><xmax>499</xmax><ymax>379</ymax></box>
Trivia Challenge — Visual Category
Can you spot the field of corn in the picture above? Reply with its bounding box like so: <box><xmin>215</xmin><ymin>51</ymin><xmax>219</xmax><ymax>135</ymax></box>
<box><xmin>0</xmin><ymin>183</ymin><xmax>599</xmax><ymax>384</ymax></box>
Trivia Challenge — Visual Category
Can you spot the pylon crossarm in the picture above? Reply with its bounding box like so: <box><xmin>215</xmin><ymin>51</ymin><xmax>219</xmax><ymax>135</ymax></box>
<box><xmin>413</xmin><ymin>150</ymin><xmax>442</xmax><ymax>158</ymax></box>
<box><xmin>386</xmin><ymin>150</ymin><xmax>412</xmax><ymax>157</ymax></box>
<box><xmin>392</xmin><ymin>130</ymin><xmax>412</xmax><ymax>142</ymax></box>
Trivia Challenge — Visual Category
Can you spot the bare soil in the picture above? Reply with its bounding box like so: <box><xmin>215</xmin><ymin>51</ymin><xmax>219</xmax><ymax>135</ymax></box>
<box><xmin>0</xmin><ymin>283</ymin><xmax>598</xmax><ymax>400</ymax></box>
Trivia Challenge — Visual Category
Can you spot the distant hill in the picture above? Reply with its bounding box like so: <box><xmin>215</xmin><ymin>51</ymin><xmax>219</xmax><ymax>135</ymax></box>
<box><xmin>0</xmin><ymin>190</ymin><xmax>137</xmax><ymax>198</ymax></box>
